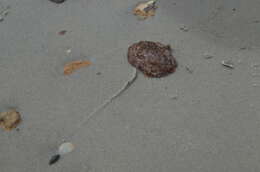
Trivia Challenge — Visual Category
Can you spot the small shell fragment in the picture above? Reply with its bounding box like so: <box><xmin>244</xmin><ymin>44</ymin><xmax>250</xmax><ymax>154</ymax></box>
<box><xmin>133</xmin><ymin>0</ymin><xmax>157</xmax><ymax>19</ymax></box>
<box><xmin>66</xmin><ymin>49</ymin><xmax>72</xmax><ymax>54</ymax></box>
<box><xmin>58</xmin><ymin>142</ymin><xmax>75</xmax><ymax>155</ymax></box>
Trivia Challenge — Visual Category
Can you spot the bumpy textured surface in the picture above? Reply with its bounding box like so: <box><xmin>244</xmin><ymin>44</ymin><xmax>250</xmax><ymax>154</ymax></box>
<box><xmin>0</xmin><ymin>110</ymin><xmax>21</xmax><ymax>131</ymax></box>
<box><xmin>128</xmin><ymin>41</ymin><xmax>177</xmax><ymax>77</ymax></box>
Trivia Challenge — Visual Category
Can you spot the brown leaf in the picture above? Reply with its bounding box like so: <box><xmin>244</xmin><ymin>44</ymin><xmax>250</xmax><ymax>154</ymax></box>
<box><xmin>0</xmin><ymin>110</ymin><xmax>21</xmax><ymax>131</ymax></box>
<box><xmin>63</xmin><ymin>60</ymin><xmax>91</xmax><ymax>75</ymax></box>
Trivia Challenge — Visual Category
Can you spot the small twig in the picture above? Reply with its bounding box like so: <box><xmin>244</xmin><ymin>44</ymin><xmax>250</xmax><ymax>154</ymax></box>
<box><xmin>0</xmin><ymin>5</ymin><xmax>10</xmax><ymax>22</ymax></box>
<box><xmin>0</xmin><ymin>5</ymin><xmax>10</xmax><ymax>15</ymax></box>
<box><xmin>185</xmin><ymin>66</ymin><xmax>193</xmax><ymax>74</ymax></box>
<box><xmin>221</xmin><ymin>60</ymin><xmax>234</xmax><ymax>69</ymax></box>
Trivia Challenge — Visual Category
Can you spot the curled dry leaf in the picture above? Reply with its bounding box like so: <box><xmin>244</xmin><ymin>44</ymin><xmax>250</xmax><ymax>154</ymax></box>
<box><xmin>0</xmin><ymin>110</ymin><xmax>21</xmax><ymax>131</ymax></box>
<box><xmin>64</xmin><ymin>60</ymin><xmax>91</xmax><ymax>75</ymax></box>
<box><xmin>133</xmin><ymin>0</ymin><xmax>157</xmax><ymax>19</ymax></box>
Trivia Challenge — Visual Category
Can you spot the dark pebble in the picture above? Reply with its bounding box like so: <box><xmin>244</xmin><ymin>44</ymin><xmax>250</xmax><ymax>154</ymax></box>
<box><xmin>49</xmin><ymin>154</ymin><xmax>60</xmax><ymax>165</ymax></box>
<box><xmin>58</xmin><ymin>30</ymin><xmax>67</xmax><ymax>35</ymax></box>
<box><xmin>127</xmin><ymin>41</ymin><xmax>177</xmax><ymax>78</ymax></box>
<box><xmin>49</xmin><ymin>0</ymin><xmax>66</xmax><ymax>4</ymax></box>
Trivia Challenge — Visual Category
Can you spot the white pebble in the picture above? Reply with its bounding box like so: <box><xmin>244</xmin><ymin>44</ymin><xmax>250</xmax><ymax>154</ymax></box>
<box><xmin>58</xmin><ymin>142</ymin><xmax>75</xmax><ymax>155</ymax></box>
<box><xmin>66</xmin><ymin>49</ymin><xmax>71</xmax><ymax>54</ymax></box>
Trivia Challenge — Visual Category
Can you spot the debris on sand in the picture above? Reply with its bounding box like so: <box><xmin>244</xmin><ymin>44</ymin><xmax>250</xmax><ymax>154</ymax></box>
<box><xmin>58</xmin><ymin>30</ymin><xmax>67</xmax><ymax>35</ymax></box>
<box><xmin>0</xmin><ymin>5</ymin><xmax>10</xmax><ymax>22</ymax></box>
<box><xmin>253</xmin><ymin>83</ymin><xmax>260</xmax><ymax>87</ymax></box>
<box><xmin>128</xmin><ymin>41</ymin><xmax>177</xmax><ymax>78</ymax></box>
<box><xmin>64</xmin><ymin>60</ymin><xmax>91</xmax><ymax>75</ymax></box>
<box><xmin>203</xmin><ymin>52</ymin><xmax>214</xmax><ymax>59</ymax></box>
<box><xmin>133</xmin><ymin>0</ymin><xmax>157</xmax><ymax>19</ymax></box>
<box><xmin>49</xmin><ymin>142</ymin><xmax>75</xmax><ymax>165</ymax></box>
<box><xmin>73</xmin><ymin>68</ymin><xmax>137</xmax><ymax>132</ymax></box>
<box><xmin>49</xmin><ymin>154</ymin><xmax>60</xmax><ymax>165</ymax></box>
<box><xmin>221</xmin><ymin>60</ymin><xmax>234</xmax><ymax>69</ymax></box>
<box><xmin>185</xmin><ymin>66</ymin><xmax>193</xmax><ymax>74</ymax></box>
<box><xmin>66</xmin><ymin>48</ymin><xmax>71</xmax><ymax>54</ymax></box>
<box><xmin>0</xmin><ymin>110</ymin><xmax>21</xmax><ymax>131</ymax></box>
<box><xmin>179</xmin><ymin>25</ymin><xmax>189</xmax><ymax>32</ymax></box>
<box><xmin>251</xmin><ymin>63</ymin><xmax>260</xmax><ymax>68</ymax></box>
<box><xmin>49</xmin><ymin>0</ymin><xmax>66</xmax><ymax>4</ymax></box>
<box><xmin>58</xmin><ymin>142</ymin><xmax>75</xmax><ymax>155</ymax></box>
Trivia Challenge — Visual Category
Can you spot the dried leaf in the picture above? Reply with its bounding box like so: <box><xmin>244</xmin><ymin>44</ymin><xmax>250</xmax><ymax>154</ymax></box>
<box><xmin>64</xmin><ymin>60</ymin><xmax>91</xmax><ymax>75</ymax></box>
<box><xmin>0</xmin><ymin>110</ymin><xmax>21</xmax><ymax>131</ymax></box>
<box><xmin>133</xmin><ymin>0</ymin><xmax>157</xmax><ymax>19</ymax></box>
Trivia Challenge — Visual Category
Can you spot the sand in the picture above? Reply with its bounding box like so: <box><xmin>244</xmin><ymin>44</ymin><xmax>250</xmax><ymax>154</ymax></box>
<box><xmin>1</xmin><ymin>0</ymin><xmax>260</xmax><ymax>171</ymax></box>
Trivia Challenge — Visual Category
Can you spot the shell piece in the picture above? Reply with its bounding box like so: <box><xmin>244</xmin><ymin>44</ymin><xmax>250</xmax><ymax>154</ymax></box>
<box><xmin>133</xmin><ymin>0</ymin><xmax>157</xmax><ymax>19</ymax></box>
<box><xmin>0</xmin><ymin>110</ymin><xmax>21</xmax><ymax>131</ymax></box>
<box><xmin>128</xmin><ymin>41</ymin><xmax>177</xmax><ymax>78</ymax></box>
<box><xmin>58</xmin><ymin>142</ymin><xmax>75</xmax><ymax>155</ymax></box>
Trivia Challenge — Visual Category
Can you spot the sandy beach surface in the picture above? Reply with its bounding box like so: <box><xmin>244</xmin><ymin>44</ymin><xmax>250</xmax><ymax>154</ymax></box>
<box><xmin>1</xmin><ymin>0</ymin><xmax>260</xmax><ymax>171</ymax></box>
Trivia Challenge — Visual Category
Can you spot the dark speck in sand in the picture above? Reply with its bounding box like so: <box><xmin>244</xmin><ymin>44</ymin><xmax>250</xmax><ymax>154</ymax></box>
<box><xmin>58</xmin><ymin>30</ymin><xmax>67</xmax><ymax>35</ymax></box>
<box><xmin>49</xmin><ymin>0</ymin><xmax>66</xmax><ymax>4</ymax></box>
<box><xmin>49</xmin><ymin>154</ymin><xmax>60</xmax><ymax>165</ymax></box>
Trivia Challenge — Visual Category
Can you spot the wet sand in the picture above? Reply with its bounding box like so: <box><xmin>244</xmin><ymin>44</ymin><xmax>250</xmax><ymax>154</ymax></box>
<box><xmin>1</xmin><ymin>0</ymin><xmax>260</xmax><ymax>171</ymax></box>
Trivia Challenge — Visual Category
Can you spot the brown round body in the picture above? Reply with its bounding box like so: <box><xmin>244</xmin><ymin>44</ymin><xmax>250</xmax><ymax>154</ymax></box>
<box><xmin>128</xmin><ymin>41</ymin><xmax>177</xmax><ymax>78</ymax></box>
